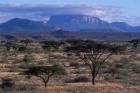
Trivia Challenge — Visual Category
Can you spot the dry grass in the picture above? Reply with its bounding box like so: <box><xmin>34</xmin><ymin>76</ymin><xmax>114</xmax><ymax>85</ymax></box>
<box><xmin>0</xmin><ymin>51</ymin><xmax>140</xmax><ymax>93</ymax></box>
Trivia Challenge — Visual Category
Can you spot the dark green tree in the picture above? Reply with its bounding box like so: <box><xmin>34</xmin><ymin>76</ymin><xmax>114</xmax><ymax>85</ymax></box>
<box><xmin>23</xmin><ymin>64</ymin><xmax>65</xmax><ymax>88</ymax></box>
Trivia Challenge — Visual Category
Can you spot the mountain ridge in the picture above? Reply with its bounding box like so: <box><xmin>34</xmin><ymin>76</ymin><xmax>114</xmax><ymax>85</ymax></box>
<box><xmin>0</xmin><ymin>15</ymin><xmax>139</xmax><ymax>32</ymax></box>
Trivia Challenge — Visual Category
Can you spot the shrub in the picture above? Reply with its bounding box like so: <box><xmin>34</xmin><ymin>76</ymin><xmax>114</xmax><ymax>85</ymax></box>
<box><xmin>69</xmin><ymin>62</ymin><xmax>79</xmax><ymax>67</ymax></box>
<box><xmin>67</xmin><ymin>53</ymin><xmax>72</xmax><ymax>56</ymax></box>
<box><xmin>132</xmin><ymin>64</ymin><xmax>140</xmax><ymax>73</ymax></box>
<box><xmin>21</xmin><ymin>54</ymin><xmax>34</xmax><ymax>69</ymax></box>
<box><xmin>65</xmin><ymin>76</ymin><xmax>90</xmax><ymax>83</ymax></box>
<box><xmin>115</xmin><ymin>74</ymin><xmax>129</xmax><ymax>81</ymax></box>
<box><xmin>18</xmin><ymin>46</ymin><xmax>26</xmax><ymax>52</ymax></box>
<box><xmin>1</xmin><ymin>78</ymin><xmax>15</xmax><ymax>90</ymax></box>
<box><xmin>119</xmin><ymin>57</ymin><xmax>130</xmax><ymax>66</ymax></box>
<box><xmin>16</xmin><ymin>84</ymin><xmax>36</xmax><ymax>91</ymax></box>
<box><xmin>52</xmin><ymin>64</ymin><xmax>66</xmax><ymax>75</ymax></box>
<box><xmin>104</xmin><ymin>58</ymin><xmax>131</xmax><ymax>82</ymax></box>
<box><xmin>104</xmin><ymin>75</ymin><xmax>114</xmax><ymax>81</ymax></box>
<box><xmin>23</xmin><ymin>54</ymin><xmax>33</xmax><ymax>64</ymax></box>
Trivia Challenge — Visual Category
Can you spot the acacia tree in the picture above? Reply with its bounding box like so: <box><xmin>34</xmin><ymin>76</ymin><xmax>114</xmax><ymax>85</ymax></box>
<box><xmin>23</xmin><ymin>64</ymin><xmax>65</xmax><ymax>88</ymax></box>
<box><xmin>65</xmin><ymin>40</ymin><xmax>125</xmax><ymax>85</ymax></box>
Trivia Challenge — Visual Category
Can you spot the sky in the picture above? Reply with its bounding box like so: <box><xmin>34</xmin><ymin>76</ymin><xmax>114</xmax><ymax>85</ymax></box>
<box><xmin>0</xmin><ymin>0</ymin><xmax>140</xmax><ymax>26</ymax></box>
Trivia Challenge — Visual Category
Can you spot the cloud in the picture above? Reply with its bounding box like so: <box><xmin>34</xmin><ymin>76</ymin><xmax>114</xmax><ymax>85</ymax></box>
<box><xmin>0</xmin><ymin>4</ymin><xmax>139</xmax><ymax>26</ymax></box>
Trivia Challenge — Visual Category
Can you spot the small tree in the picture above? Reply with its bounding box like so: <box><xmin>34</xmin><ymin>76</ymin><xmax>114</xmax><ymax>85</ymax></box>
<box><xmin>23</xmin><ymin>64</ymin><xmax>65</xmax><ymax>88</ymax></box>
<box><xmin>65</xmin><ymin>40</ymin><xmax>125</xmax><ymax>85</ymax></box>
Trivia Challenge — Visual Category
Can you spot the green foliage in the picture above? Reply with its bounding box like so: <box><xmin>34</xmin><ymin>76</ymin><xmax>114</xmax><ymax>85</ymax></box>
<box><xmin>104</xmin><ymin>58</ymin><xmax>131</xmax><ymax>82</ymax></box>
<box><xmin>65</xmin><ymin>40</ymin><xmax>125</xmax><ymax>54</ymax></box>
<box><xmin>17</xmin><ymin>46</ymin><xmax>26</xmax><ymax>52</ymax></box>
<box><xmin>104</xmin><ymin>75</ymin><xmax>114</xmax><ymax>81</ymax></box>
<box><xmin>51</xmin><ymin>64</ymin><xmax>66</xmax><ymax>75</ymax></box>
<box><xmin>40</xmin><ymin>40</ymin><xmax>62</xmax><ymax>51</ymax></box>
<box><xmin>23</xmin><ymin>64</ymin><xmax>65</xmax><ymax>88</ymax></box>
<box><xmin>23</xmin><ymin>64</ymin><xmax>65</xmax><ymax>76</ymax></box>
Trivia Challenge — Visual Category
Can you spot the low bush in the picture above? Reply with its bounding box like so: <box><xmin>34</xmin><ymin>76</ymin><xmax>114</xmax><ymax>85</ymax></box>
<box><xmin>104</xmin><ymin>69</ymin><xmax>130</xmax><ymax>82</ymax></box>
<box><xmin>16</xmin><ymin>84</ymin><xmax>36</xmax><ymax>91</ymax></box>
<box><xmin>132</xmin><ymin>64</ymin><xmax>140</xmax><ymax>73</ymax></box>
<box><xmin>1</xmin><ymin>78</ymin><xmax>15</xmax><ymax>90</ymax></box>
<box><xmin>65</xmin><ymin>76</ymin><xmax>90</xmax><ymax>83</ymax></box>
<box><xmin>69</xmin><ymin>62</ymin><xmax>79</xmax><ymax>67</ymax></box>
<box><xmin>104</xmin><ymin>75</ymin><xmax>114</xmax><ymax>81</ymax></box>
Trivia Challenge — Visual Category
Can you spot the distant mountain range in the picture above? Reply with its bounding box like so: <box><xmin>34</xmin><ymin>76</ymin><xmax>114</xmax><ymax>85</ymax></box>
<box><xmin>0</xmin><ymin>15</ymin><xmax>140</xmax><ymax>32</ymax></box>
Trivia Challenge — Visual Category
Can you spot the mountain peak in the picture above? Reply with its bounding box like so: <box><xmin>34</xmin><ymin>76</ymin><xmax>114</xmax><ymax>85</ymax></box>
<box><xmin>48</xmin><ymin>15</ymin><xmax>115</xmax><ymax>31</ymax></box>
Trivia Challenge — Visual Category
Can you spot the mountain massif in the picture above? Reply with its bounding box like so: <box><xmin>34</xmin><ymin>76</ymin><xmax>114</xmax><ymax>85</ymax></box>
<box><xmin>0</xmin><ymin>15</ymin><xmax>140</xmax><ymax>41</ymax></box>
<box><xmin>47</xmin><ymin>15</ymin><xmax>117</xmax><ymax>32</ymax></box>
<box><xmin>0</xmin><ymin>15</ymin><xmax>139</xmax><ymax>32</ymax></box>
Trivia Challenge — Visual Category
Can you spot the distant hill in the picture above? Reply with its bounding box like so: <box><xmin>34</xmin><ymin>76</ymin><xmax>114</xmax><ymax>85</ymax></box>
<box><xmin>49</xmin><ymin>30</ymin><xmax>140</xmax><ymax>41</ymax></box>
<box><xmin>0</xmin><ymin>18</ymin><xmax>50</xmax><ymax>32</ymax></box>
<box><xmin>111</xmin><ymin>22</ymin><xmax>140</xmax><ymax>32</ymax></box>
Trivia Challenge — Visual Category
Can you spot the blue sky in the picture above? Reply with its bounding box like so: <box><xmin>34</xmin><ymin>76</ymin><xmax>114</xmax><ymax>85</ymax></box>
<box><xmin>0</xmin><ymin>0</ymin><xmax>140</xmax><ymax>26</ymax></box>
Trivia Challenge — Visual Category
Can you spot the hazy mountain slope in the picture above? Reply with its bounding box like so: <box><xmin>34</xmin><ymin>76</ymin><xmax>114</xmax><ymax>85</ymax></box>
<box><xmin>111</xmin><ymin>22</ymin><xmax>140</xmax><ymax>32</ymax></box>
<box><xmin>0</xmin><ymin>18</ymin><xmax>49</xmax><ymax>32</ymax></box>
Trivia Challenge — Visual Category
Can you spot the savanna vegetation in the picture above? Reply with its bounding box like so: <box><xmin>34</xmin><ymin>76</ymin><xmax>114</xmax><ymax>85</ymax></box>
<box><xmin>0</xmin><ymin>38</ymin><xmax>139</xmax><ymax>93</ymax></box>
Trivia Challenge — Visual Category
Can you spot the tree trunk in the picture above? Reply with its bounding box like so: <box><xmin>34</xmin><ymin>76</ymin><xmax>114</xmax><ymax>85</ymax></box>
<box><xmin>91</xmin><ymin>70</ymin><xmax>96</xmax><ymax>85</ymax></box>
<box><xmin>44</xmin><ymin>82</ymin><xmax>47</xmax><ymax>88</ymax></box>
<box><xmin>92</xmin><ymin>76</ymin><xmax>96</xmax><ymax>85</ymax></box>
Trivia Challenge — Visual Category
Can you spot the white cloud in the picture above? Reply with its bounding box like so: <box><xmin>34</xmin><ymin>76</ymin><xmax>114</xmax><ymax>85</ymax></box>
<box><xmin>0</xmin><ymin>4</ymin><xmax>139</xmax><ymax>26</ymax></box>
